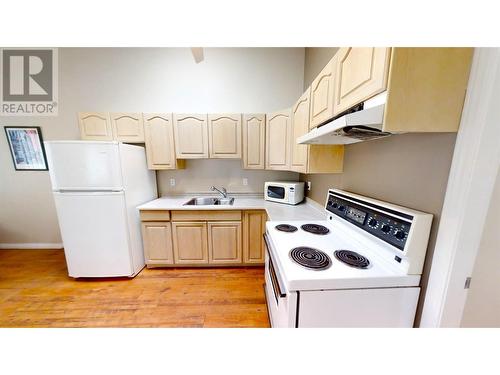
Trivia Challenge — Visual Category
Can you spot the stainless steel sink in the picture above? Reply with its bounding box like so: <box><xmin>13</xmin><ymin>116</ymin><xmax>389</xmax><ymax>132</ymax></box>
<box><xmin>183</xmin><ymin>197</ymin><xmax>235</xmax><ymax>206</ymax></box>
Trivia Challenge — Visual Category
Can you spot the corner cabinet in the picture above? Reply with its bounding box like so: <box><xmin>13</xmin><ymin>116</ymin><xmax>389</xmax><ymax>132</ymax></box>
<box><xmin>242</xmin><ymin>114</ymin><xmax>266</xmax><ymax>169</ymax></box>
<box><xmin>173</xmin><ymin>114</ymin><xmax>209</xmax><ymax>159</ymax></box>
<box><xmin>333</xmin><ymin>47</ymin><xmax>391</xmax><ymax>115</ymax></box>
<box><xmin>265</xmin><ymin>109</ymin><xmax>292</xmax><ymax>170</ymax></box>
<box><xmin>143</xmin><ymin>113</ymin><xmax>184</xmax><ymax>170</ymax></box>
<box><xmin>309</xmin><ymin>57</ymin><xmax>337</xmax><ymax>129</ymax></box>
<box><xmin>208</xmin><ymin>114</ymin><xmax>242</xmax><ymax>159</ymax></box>
<box><xmin>110</xmin><ymin>113</ymin><xmax>145</xmax><ymax>143</ymax></box>
<box><xmin>78</xmin><ymin>112</ymin><xmax>113</xmax><ymax>141</ymax></box>
<box><xmin>291</xmin><ymin>88</ymin><xmax>344</xmax><ymax>174</ymax></box>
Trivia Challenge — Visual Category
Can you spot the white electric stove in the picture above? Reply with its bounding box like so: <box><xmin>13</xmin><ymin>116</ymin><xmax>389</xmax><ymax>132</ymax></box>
<box><xmin>264</xmin><ymin>189</ymin><xmax>433</xmax><ymax>328</ymax></box>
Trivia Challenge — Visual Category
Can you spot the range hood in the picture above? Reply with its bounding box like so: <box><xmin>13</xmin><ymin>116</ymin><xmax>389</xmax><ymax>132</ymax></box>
<box><xmin>298</xmin><ymin>92</ymin><xmax>391</xmax><ymax>145</ymax></box>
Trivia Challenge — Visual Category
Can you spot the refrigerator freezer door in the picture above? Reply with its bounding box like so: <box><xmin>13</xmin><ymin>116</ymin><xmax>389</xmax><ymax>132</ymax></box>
<box><xmin>53</xmin><ymin>191</ymin><xmax>135</xmax><ymax>277</ymax></box>
<box><xmin>45</xmin><ymin>141</ymin><xmax>123</xmax><ymax>191</ymax></box>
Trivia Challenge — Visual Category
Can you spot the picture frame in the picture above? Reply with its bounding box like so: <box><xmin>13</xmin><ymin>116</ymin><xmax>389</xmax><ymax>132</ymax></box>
<box><xmin>4</xmin><ymin>126</ymin><xmax>48</xmax><ymax>171</ymax></box>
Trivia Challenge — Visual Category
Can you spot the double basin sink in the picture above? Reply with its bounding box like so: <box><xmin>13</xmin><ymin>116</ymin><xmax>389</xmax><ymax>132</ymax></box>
<box><xmin>183</xmin><ymin>197</ymin><xmax>235</xmax><ymax>206</ymax></box>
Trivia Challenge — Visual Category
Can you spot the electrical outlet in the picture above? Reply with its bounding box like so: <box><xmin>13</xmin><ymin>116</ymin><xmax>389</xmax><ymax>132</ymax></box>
<box><xmin>170</xmin><ymin>178</ymin><xmax>176</xmax><ymax>187</ymax></box>
<box><xmin>242</xmin><ymin>178</ymin><xmax>248</xmax><ymax>186</ymax></box>
<box><xmin>307</xmin><ymin>181</ymin><xmax>311</xmax><ymax>191</ymax></box>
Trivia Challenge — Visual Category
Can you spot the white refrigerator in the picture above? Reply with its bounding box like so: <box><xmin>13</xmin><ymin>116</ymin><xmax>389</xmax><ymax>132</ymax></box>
<box><xmin>45</xmin><ymin>141</ymin><xmax>157</xmax><ymax>278</ymax></box>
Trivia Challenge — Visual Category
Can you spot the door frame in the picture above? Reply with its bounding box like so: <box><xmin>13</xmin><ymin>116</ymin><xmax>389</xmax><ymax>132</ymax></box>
<box><xmin>419</xmin><ymin>48</ymin><xmax>500</xmax><ymax>327</ymax></box>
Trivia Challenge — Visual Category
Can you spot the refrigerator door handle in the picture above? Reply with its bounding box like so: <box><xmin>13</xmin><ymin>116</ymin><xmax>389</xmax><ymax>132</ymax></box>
<box><xmin>55</xmin><ymin>190</ymin><xmax>124</xmax><ymax>194</ymax></box>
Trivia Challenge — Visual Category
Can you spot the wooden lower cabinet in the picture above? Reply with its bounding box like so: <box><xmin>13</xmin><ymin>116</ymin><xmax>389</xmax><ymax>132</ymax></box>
<box><xmin>141</xmin><ymin>209</ymin><xmax>266</xmax><ymax>267</ymax></box>
<box><xmin>141</xmin><ymin>222</ymin><xmax>174</xmax><ymax>266</ymax></box>
<box><xmin>242</xmin><ymin>211</ymin><xmax>267</xmax><ymax>264</ymax></box>
<box><xmin>172</xmin><ymin>221</ymin><xmax>209</xmax><ymax>264</ymax></box>
<box><xmin>208</xmin><ymin>222</ymin><xmax>242</xmax><ymax>264</ymax></box>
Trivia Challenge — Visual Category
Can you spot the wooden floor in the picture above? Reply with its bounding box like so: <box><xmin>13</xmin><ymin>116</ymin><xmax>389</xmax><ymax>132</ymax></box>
<box><xmin>0</xmin><ymin>250</ymin><xmax>270</xmax><ymax>328</ymax></box>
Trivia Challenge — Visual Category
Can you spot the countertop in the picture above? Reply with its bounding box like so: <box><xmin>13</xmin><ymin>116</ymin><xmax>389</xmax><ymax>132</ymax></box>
<box><xmin>137</xmin><ymin>194</ymin><xmax>326</xmax><ymax>221</ymax></box>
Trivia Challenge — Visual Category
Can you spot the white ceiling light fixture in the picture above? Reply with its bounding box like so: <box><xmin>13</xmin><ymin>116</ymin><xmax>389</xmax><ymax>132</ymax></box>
<box><xmin>190</xmin><ymin>47</ymin><xmax>204</xmax><ymax>63</ymax></box>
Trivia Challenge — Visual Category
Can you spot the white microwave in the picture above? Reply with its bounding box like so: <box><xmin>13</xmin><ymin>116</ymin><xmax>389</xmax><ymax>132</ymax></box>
<box><xmin>264</xmin><ymin>181</ymin><xmax>305</xmax><ymax>205</ymax></box>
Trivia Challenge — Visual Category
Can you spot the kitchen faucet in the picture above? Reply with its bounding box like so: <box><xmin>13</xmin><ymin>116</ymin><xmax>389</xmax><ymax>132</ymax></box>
<box><xmin>210</xmin><ymin>186</ymin><xmax>227</xmax><ymax>198</ymax></box>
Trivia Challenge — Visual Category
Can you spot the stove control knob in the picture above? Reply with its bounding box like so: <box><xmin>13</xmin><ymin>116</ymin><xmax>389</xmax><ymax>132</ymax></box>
<box><xmin>381</xmin><ymin>224</ymin><xmax>391</xmax><ymax>234</ymax></box>
<box><xmin>394</xmin><ymin>230</ymin><xmax>406</xmax><ymax>240</ymax></box>
<box><xmin>338</xmin><ymin>205</ymin><xmax>345</xmax><ymax>212</ymax></box>
<box><xmin>332</xmin><ymin>202</ymin><xmax>338</xmax><ymax>209</ymax></box>
<box><xmin>368</xmin><ymin>218</ymin><xmax>378</xmax><ymax>227</ymax></box>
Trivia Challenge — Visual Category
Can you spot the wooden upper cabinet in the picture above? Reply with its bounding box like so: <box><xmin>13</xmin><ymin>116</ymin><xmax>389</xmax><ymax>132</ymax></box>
<box><xmin>78</xmin><ymin>112</ymin><xmax>113</xmax><ymax>141</ymax></box>
<box><xmin>143</xmin><ymin>113</ymin><xmax>183</xmax><ymax>170</ymax></box>
<box><xmin>333</xmin><ymin>47</ymin><xmax>391</xmax><ymax>115</ymax></box>
<box><xmin>173</xmin><ymin>114</ymin><xmax>208</xmax><ymax>159</ymax></box>
<box><xmin>208</xmin><ymin>114</ymin><xmax>242</xmax><ymax>159</ymax></box>
<box><xmin>290</xmin><ymin>88</ymin><xmax>344</xmax><ymax>174</ymax></box>
<box><xmin>383</xmin><ymin>48</ymin><xmax>473</xmax><ymax>132</ymax></box>
<box><xmin>141</xmin><ymin>222</ymin><xmax>174</xmax><ymax>265</ymax></box>
<box><xmin>208</xmin><ymin>222</ymin><xmax>242</xmax><ymax>264</ymax></box>
<box><xmin>309</xmin><ymin>57</ymin><xmax>337</xmax><ymax>129</ymax></box>
<box><xmin>242</xmin><ymin>114</ymin><xmax>265</xmax><ymax>169</ymax></box>
<box><xmin>110</xmin><ymin>113</ymin><xmax>145</xmax><ymax>143</ymax></box>
<box><xmin>266</xmin><ymin>109</ymin><xmax>292</xmax><ymax>170</ymax></box>
<box><xmin>291</xmin><ymin>88</ymin><xmax>311</xmax><ymax>173</ymax></box>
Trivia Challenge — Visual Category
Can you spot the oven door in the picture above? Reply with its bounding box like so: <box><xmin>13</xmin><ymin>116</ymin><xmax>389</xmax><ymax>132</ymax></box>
<box><xmin>263</xmin><ymin>233</ymin><xmax>297</xmax><ymax>328</ymax></box>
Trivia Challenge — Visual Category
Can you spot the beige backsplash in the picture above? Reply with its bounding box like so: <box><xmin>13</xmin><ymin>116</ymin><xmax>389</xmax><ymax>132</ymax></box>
<box><xmin>157</xmin><ymin>159</ymin><xmax>299</xmax><ymax>195</ymax></box>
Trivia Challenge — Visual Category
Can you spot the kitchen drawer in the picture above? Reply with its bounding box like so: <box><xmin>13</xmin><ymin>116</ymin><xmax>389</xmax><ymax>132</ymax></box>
<box><xmin>140</xmin><ymin>210</ymin><xmax>170</xmax><ymax>221</ymax></box>
<box><xmin>170</xmin><ymin>210</ymin><xmax>241</xmax><ymax>221</ymax></box>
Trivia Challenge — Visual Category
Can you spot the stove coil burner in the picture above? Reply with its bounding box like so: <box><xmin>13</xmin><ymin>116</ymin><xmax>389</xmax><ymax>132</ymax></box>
<box><xmin>289</xmin><ymin>247</ymin><xmax>332</xmax><ymax>270</ymax></box>
<box><xmin>275</xmin><ymin>224</ymin><xmax>298</xmax><ymax>233</ymax></box>
<box><xmin>301</xmin><ymin>224</ymin><xmax>330</xmax><ymax>235</ymax></box>
<box><xmin>334</xmin><ymin>250</ymin><xmax>370</xmax><ymax>269</ymax></box>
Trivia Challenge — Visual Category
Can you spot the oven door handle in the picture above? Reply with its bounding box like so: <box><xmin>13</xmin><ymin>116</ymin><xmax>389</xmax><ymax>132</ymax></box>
<box><xmin>263</xmin><ymin>233</ymin><xmax>287</xmax><ymax>298</ymax></box>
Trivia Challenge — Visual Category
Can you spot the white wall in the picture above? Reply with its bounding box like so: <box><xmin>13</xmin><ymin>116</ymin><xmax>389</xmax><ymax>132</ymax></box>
<box><xmin>419</xmin><ymin>48</ymin><xmax>500</xmax><ymax>327</ymax></box>
<box><xmin>0</xmin><ymin>48</ymin><xmax>305</xmax><ymax>245</ymax></box>
<box><xmin>461</xmin><ymin>167</ymin><xmax>500</xmax><ymax>327</ymax></box>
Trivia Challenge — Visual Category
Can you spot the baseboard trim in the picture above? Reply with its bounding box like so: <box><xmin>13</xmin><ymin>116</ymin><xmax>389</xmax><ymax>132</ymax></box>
<box><xmin>0</xmin><ymin>243</ymin><xmax>63</xmax><ymax>249</ymax></box>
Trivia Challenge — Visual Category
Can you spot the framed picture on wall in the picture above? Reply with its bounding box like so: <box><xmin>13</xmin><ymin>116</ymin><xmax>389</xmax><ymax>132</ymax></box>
<box><xmin>4</xmin><ymin>126</ymin><xmax>48</xmax><ymax>171</ymax></box>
